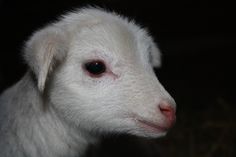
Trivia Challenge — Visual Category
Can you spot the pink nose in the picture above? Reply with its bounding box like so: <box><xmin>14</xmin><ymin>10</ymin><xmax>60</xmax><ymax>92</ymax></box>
<box><xmin>159</xmin><ymin>101</ymin><xmax>176</xmax><ymax>127</ymax></box>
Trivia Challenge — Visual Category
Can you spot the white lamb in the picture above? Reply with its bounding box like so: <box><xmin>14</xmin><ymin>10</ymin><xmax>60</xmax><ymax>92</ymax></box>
<box><xmin>0</xmin><ymin>7</ymin><xmax>176</xmax><ymax>157</ymax></box>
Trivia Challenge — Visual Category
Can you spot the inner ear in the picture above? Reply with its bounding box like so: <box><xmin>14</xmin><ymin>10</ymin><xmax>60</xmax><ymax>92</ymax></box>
<box><xmin>24</xmin><ymin>26</ymin><xmax>69</xmax><ymax>92</ymax></box>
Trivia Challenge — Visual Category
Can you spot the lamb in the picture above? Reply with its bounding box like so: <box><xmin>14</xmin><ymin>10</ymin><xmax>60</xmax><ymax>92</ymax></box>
<box><xmin>0</xmin><ymin>7</ymin><xmax>176</xmax><ymax>157</ymax></box>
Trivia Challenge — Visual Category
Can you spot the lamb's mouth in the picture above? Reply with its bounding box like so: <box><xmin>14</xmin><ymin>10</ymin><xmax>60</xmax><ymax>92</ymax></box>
<box><xmin>136</xmin><ymin>119</ymin><xmax>168</xmax><ymax>133</ymax></box>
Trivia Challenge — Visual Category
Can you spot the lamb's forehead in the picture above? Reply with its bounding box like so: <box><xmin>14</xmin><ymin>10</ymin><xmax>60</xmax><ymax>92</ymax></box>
<box><xmin>62</xmin><ymin>8</ymin><xmax>151</xmax><ymax>61</ymax></box>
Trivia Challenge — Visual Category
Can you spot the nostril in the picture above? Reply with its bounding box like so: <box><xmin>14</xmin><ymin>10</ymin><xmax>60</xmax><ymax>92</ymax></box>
<box><xmin>159</xmin><ymin>101</ymin><xmax>176</xmax><ymax>122</ymax></box>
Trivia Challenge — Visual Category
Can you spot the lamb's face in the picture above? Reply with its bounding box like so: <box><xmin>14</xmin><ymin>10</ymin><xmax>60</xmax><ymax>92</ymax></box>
<box><xmin>49</xmin><ymin>18</ymin><xmax>176</xmax><ymax>138</ymax></box>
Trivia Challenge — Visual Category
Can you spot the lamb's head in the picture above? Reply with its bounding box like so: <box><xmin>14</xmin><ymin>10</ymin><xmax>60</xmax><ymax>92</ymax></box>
<box><xmin>24</xmin><ymin>8</ymin><xmax>176</xmax><ymax>138</ymax></box>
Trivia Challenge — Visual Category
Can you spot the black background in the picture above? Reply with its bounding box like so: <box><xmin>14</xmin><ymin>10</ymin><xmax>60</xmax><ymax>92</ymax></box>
<box><xmin>0</xmin><ymin>0</ymin><xmax>235</xmax><ymax>157</ymax></box>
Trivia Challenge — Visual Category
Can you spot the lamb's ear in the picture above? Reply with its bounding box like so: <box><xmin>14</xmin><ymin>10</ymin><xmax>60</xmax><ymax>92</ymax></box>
<box><xmin>149</xmin><ymin>38</ymin><xmax>162</xmax><ymax>68</ymax></box>
<box><xmin>24</xmin><ymin>26</ymin><xmax>68</xmax><ymax>92</ymax></box>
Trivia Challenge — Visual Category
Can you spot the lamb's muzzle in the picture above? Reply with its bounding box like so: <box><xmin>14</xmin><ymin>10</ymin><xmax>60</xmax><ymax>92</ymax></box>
<box><xmin>133</xmin><ymin>100</ymin><xmax>176</xmax><ymax>135</ymax></box>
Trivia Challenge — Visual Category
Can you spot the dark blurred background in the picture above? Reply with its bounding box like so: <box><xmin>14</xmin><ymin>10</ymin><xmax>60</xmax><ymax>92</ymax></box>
<box><xmin>0</xmin><ymin>0</ymin><xmax>235</xmax><ymax>157</ymax></box>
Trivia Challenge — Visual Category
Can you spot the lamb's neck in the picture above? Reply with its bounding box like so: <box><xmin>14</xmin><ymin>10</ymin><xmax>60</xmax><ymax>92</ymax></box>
<box><xmin>5</xmin><ymin>72</ymin><xmax>95</xmax><ymax>157</ymax></box>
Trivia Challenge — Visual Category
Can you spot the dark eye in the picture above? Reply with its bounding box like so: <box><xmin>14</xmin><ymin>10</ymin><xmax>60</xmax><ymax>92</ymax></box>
<box><xmin>83</xmin><ymin>60</ymin><xmax>107</xmax><ymax>77</ymax></box>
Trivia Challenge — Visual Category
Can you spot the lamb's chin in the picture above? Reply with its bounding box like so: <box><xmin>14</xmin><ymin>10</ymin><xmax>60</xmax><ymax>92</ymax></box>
<box><xmin>129</xmin><ymin>129</ymin><xmax>167</xmax><ymax>138</ymax></box>
<box><xmin>116</xmin><ymin>123</ymin><xmax>168</xmax><ymax>138</ymax></box>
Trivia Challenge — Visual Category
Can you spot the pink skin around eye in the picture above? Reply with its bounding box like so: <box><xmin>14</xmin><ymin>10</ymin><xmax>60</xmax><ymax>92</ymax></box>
<box><xmin>102</xmin><ymin>63</ymin><xmax>119</xmax><ymax>80</ymax></box>
<box><xmin>103</xmin><ymin>60</ymin><xmax>120</xmax><ymax>79</ymax></box>
<box><xmin>107</xmin><ymin>70</ymin><xmax>119</xmax><ymax>80</ymax></box>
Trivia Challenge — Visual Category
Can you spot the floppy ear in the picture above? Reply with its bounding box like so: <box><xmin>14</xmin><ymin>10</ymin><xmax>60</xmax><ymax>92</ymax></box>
<box><xmin>149</xmin><ymin>37</ymin><xmax>162</xmax><ymax>68</ymax></box>
<box><xmin>24</xmin><ymin>26</ymin><xmax>69</xmax><ymax>92</ymax></box>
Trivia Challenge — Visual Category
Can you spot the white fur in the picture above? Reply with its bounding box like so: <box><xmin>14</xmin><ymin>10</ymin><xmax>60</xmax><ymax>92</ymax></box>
<box><xmin>0</xmin><ymin>8</ymin><xmax>176</xmax><ymax>157</ymax></box>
